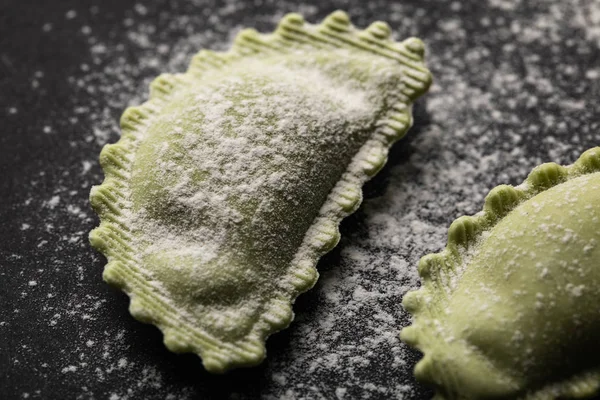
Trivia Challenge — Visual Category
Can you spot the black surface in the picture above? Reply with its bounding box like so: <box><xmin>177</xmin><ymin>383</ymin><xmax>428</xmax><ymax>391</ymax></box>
<box><xmin>1</xmin><ymin>0</ymin><xmax>599</xmax><ymax>399</ymax></box>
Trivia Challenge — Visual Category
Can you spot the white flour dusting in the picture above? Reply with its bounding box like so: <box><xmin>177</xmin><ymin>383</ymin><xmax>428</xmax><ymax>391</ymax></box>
<box><xmin>132</xmin><ymin>60</ymin><xmax>380</xmax><ymax>271</ymax></box>
<box><xmin>3</xmin><ymin>0</ymin><xmax>600</xmax><ymax>399</ymax></box>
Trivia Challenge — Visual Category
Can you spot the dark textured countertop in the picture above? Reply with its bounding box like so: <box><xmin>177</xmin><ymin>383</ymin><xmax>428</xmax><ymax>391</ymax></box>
<box><xmin>1</xmin><ymin>0</ymin><xmax>599</xmax><ymax>399</ymax></box>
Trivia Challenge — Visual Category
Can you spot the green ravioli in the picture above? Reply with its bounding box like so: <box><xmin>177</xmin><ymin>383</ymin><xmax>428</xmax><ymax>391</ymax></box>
<box><xmin>89</xmin><ymin>11</ymin><xmax>431</xmax><ymax>373</ymax></box>
<box><xmin>402</xmin><ymin>147</ymin><xmax>600</xmax><ymax>399</ymax></box>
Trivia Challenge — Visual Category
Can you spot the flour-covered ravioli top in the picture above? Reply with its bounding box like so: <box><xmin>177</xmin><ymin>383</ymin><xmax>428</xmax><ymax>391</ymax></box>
<box><xmin>401</xmin><ymin>147</ymin><xmax>600</xmax><ymax>399</ymax></box>
<box><xmin>89</xmin><ymin>11</ymin><xmax>431</xmax><ymax>373</ymax></box>
<box><xmin>133</xmin><ymin>58</ymin><xmax>395</xmax><ymax>337</ymax></box>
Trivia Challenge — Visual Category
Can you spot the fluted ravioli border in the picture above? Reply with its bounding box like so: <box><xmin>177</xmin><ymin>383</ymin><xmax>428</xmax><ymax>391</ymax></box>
<box><xmin>89</xmin><ymin>10</ymin><xmax>432</xmax><ymax>373</ymax></box>
<box><xmin>401</xmin><ymin>147</ymin><xmax>600</xmax><ymax>399</ymax></box>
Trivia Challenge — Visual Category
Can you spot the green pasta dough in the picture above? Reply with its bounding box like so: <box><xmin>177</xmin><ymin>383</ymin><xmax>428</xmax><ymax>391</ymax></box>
<box><xmin>402</xmin><ymin>147</ymin><xmax>600</xmax><ymax>399</ymax></box>
<box><xmin>89</xmin><ymin>10</ymin><xmax>431</xmax><ymax>373</ymax></box>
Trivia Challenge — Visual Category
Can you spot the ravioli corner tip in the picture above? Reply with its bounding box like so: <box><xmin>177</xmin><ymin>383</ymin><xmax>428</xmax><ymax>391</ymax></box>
<box><xmin>401</xmin><ymin>146</ymin><xmax>600</xmax><ymax>399</ymax></box>
<box><xmin>89</xmin><ymin>10</ymin><xmax>432</xmax><ymax>373</ymax></box>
